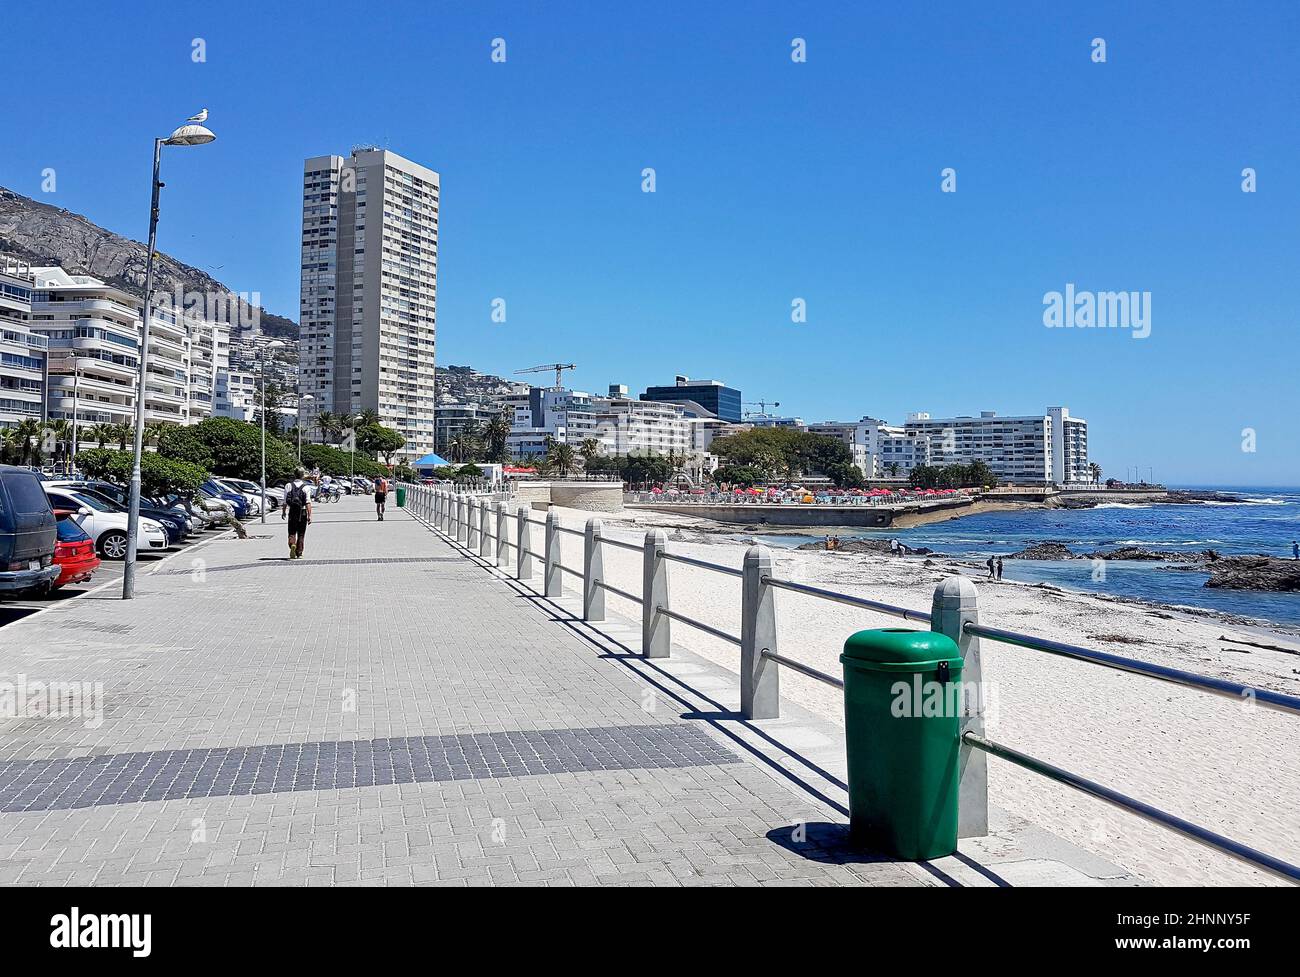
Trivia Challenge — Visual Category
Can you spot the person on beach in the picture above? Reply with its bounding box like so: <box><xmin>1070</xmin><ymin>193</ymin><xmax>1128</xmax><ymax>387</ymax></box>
<box><xmin>281</xmin><ymin>467</ymin><xmax>312</xmax><ymax>559</ymax></box>
<box><xmin>996</xmin><ymin>557</ymin><xmax>1004</xmax><ymax>580</ymax></box>
<box><xmin>1293</xmin><ymin>540</ymin><xmax>1299</xmax><ymax>560</ymax></box>
<box><xmin>986</xmin><ymin>556</ymin><xmax>996</xmax><ymax>579</ymax></box>
<box><xmin>374</xmin><ymin>475</ymin><xmax>389</xmax><ymax>520</ymax></box>
<box><xmin>890</xmin><ymin>539</ymin><xmax>899</xmax><ymax>555</ymax></box>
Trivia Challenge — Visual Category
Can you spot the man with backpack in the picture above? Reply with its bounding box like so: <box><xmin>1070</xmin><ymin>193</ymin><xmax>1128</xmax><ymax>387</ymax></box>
<box><xmin>281</xmin><ymin>467</ymin><xmax>312</xmax><ymax>559</ymax></box>
<box><xmin>374</xmin><ymin>475</ymin><xmax>389</xmax><ymax>521</ymax></box>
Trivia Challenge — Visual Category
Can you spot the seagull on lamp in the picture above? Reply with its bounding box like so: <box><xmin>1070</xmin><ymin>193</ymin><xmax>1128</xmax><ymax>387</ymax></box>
<box><xmin>187</xmin><ymin>108</ymin><xmax>209</xmax><ymax>123</ymax></box>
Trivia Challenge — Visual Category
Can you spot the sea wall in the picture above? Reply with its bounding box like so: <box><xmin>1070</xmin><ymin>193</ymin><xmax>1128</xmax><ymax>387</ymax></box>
<box><xmin>514</xmin><ymin>481</ymin><xmax>625</xmax><ymax>512</ymax></box>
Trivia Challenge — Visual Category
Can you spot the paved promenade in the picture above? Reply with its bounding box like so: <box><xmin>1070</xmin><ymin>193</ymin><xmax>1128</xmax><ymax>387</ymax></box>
<box><xmin>0</xmin><ymin>497</ymin><xmax>1134</xmax><ymax>886</ymax></box>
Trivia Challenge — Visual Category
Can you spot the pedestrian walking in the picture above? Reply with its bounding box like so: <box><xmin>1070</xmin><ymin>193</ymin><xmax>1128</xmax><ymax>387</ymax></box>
<box><xmin>996</xmin><ymin>557</ymin><xmax>1004</xmax><ymax>580</ymax></box>
<box><xmin>281</xmin><ymin>467</ymin><xmax>312</xmax><ymax>559</ymax></box>
<box><xmin>986</xmin><ymin>556</ymin><xmax>996</xmax><ymax>579</ymax></box>
<box><xmin>374</xmin><ymin>475</ymin><xmax>389</xmax><ymax>520</ymax></box>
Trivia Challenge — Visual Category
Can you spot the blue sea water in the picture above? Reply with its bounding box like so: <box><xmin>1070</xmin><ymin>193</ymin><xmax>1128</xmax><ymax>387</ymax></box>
<box><xmin>754</xmin><ymin>487</ymin><xmax>1300</xmax><ymax>629</ymax></box>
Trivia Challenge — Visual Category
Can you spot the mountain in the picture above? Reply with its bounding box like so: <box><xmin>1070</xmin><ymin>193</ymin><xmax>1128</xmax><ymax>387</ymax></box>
<box><xmin>436</xmin><ymin>365</ymin><xmax>524</xmax><ymax>407</ymax></box>
<box><xmin>0</xmin><ymin>186</ymin><xmax>298</xmax><ymax>340</ymax></box>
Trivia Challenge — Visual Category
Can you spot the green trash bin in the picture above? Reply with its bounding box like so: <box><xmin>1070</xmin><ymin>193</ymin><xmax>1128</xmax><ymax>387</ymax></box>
<box><xmin>396</xmin><ymin>485</ymin><xmax>407</xmax><ymax>508</ymax></box>
<box><xmin>840</xmin><ymin>627</ymin><xmax>964</xmax><ymax>860</ymax></box>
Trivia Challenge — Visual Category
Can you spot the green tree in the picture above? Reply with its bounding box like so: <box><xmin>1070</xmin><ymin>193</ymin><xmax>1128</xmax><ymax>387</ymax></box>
<box><xmin>548</xmin><ymin>442</ymin><xmax>577</xmax><ymax>476</ymax></box>
<box><xmin>482</xmin><ymin>414</ymin><xmax>512</xmax><ymax>463</ymax></box>
<box><xmin>357</xmin><ymin>423</ymin><xmax>405</xmax><ymax>464</ymax></box>
<box><xmin>710</xmin><ymin>464</ymin><xmax>764</xmax><ymax>488</ymax></box>
<box><xmin>76</xmin><ymin>448</ymin><xmax>208</xmax><ymax>495</ymax></box>
<box><xmin>157</xmin><ymin>417</ymin><xmax>298</xmax><ymax>483</ymax></box>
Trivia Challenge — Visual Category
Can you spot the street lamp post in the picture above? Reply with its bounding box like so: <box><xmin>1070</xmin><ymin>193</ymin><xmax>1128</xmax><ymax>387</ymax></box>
<box><xmin>123</xmin><ymin>114</ymin><xmax>216</xmax><ymax>600</ymax></box>
<box><xmin>298</xmin><ymin>393</ymin><xmax>314</xmax><ymax>462</ymax></box>
<box><xmin>259</xmin><ymin>340</ymin><xmax>285</xmax><ymax>522</ymax></box>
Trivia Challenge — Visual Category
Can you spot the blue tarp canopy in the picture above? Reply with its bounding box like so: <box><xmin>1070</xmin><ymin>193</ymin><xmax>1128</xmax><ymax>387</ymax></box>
<box><xmin>413</xmin><ymin>453</ymin><xmax>451</xmax><ymax>468</ymax></box>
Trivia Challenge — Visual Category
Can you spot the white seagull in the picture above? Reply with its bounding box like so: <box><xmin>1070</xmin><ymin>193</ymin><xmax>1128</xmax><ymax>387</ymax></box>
<box><xmin>187</xmin><ymin>108</ymin><xmax>209</xmax><ymax>123</ymax></box>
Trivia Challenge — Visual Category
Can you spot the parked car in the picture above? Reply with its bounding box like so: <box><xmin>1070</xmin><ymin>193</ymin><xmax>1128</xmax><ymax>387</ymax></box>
<box><xmin>220</xmin><ymin>477</ymin><xmax>280</xmax><ymax>510</ymax></box>
<box><xmin>42</xmin><ymin>487</ymin><xmax>168</xmax><ymax>560</ymax></box>
<box><xmin>51</xmin><ymin>511</ymin><xmax>100</xmax><ymax>588</ymax></box>
<box><xmin>0</xmin><ymin>465</ymin><xmax>59</xmax><ymax>595</ymax></box>
<box><xmin>202</xmin><ymin>480</ymin><xmax>250</xmax><ymax>519</ymax></box>
<box><xmin>46</xmin><ymin>480</ymin><xmax>189</xmax><ymax>544</ymax></box>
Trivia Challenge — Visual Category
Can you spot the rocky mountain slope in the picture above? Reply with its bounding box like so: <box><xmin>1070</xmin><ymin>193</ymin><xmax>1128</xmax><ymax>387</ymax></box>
<box><xmin>0</xmin><ymin>186</ymin><xmax>297</xmax><ymax>339</ymax></box>
<box><xmin>435</xmin><ymin>364</ymin><xmax>522</xmax><ymax>407</ymax></box>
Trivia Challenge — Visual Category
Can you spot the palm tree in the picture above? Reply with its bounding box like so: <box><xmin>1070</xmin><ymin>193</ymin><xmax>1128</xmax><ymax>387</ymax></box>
<box><xmin>579</xmin><ymin>438</ymin><xmax>601</xmax><ymax>469</ymax></box>
<box><xmin>447</xmin><ymin>429</ymin><xmax>479</xmax><ymax>463</ymax></box>
<box><xmin>336</xmin><ymin>413</ymin><xmax>357</xmax><ymax>450</ymax></box>
<box><xmin>885</xmin><ymin>462</ymin><xmax>901</xmax><ymax>478</ymax></box>
<box><xmin>1088</xmin><ymin>462</ymin><xmax>1103</xmax><ymax>485</ymax></box>
<box><xmin>12</xmin><ymin>419</ymin><xmax>44</xmax><ymax>467</ymax></box>
<box><xmin>111</xmin><ymin>423</ymin><xmax>132</xmax><ymax>451</ymax></box>
<box><xmin>548</xmin><ymin>441</ymin><xmax>577</xmax><ymax>477</ymax></box>
<box><xmin>87</xmin><ymin>422</ymin><xmax>115</xmax><ymax>449</ymax></box>
<box><xmin>483</xmin><ymin>414</ymin><xmax>512</xmax><ymax>463</ymax></box>
<box><xmin>357</xmin><ymin>408</ymin><xmax>380</xmax><ymax>427</ymax></box>
<box><xmin>315</xmin><ymin>410</ymin><xmax>338</xmax><ymax>444</ymax></box>
<box><xmin>143</xmin><ymin>422</ymin><xmax>168</xmax><ymax>448</ymax></box>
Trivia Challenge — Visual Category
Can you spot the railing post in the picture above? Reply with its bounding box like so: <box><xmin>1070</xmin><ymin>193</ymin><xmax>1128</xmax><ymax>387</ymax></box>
<box><xmin>642</xmin><ymin>529</ymin><xmax>670</xmax><ymax>658</ymax></box>
<box><xmin>543</xmin><ymin>510</ymin><xmax>562</xmax><ymax>597</ymax></box>
<box><xmin>931</xmin><ymin>576</ymin><xmax>988</xmax><ymax>838</ymax></box>
<box><xmin>479</xmin><ymin>501</ymin><xmax>492</xmax><ymax>559</ymax></box>
<box><xmin>495</xmin><ymin>502</ymin><xmax>509</xmax><ymax>567</ymax></box>
<box><xmin>441</xmin><ymin>491</ymin><xmax>451</xmax><ymax>534</ymax></box>
<box><xmin>583</xmin><ymin>518</ymin><xmax>605</xmax><ymax>622</ymax></box>
<box><xmin>740</xmin><ymin>545</ymin><xmax>779</xmax><ymax>719</ymax></box>
<box><xmin>457</xmin><ymin>496</ymin><xmax>469</xmax><ymax>544</ymax></box>
<box><xmin>516</xmin><ymin>504</ymin><xmax>533</xmax><ymax>580</ymax></box>
<box><xmin>467</xmin><ymin>498</ymin><xmax>480</xmax><ymax>550</ymax></box>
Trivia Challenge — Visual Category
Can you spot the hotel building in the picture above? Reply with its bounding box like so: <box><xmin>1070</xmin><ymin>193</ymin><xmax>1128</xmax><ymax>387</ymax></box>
<box><xmin>300</xmin><ymin>148</ymin><xmax>439</xmax><ymax>461</ymax></box>
<box><xmin>0</xmin><ymin>268</ymin><xmax>46</xmax><ymax>431</ymax></box>
<box><xmin>28</xmin><ymin>267</ymin><xmax>227</xmax><ymax>445</ymax></box>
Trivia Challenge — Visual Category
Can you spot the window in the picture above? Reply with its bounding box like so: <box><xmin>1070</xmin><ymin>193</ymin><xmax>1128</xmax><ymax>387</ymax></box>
<box><xmin>6</xmin><ymin>473</ymin><xmax>53</xmax><ymax>514</ymax></box>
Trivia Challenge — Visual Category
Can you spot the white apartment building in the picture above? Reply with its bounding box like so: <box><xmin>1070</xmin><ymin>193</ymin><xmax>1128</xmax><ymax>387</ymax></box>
<box><xmin>808</xmin><ymin>418</ymin><xmax>933</xmax><ymax>479</ymax></box>
<box><xmin>300</xmin><ymin>148</ymin><xmax>439</xmax><ymax>461</ymax></box>
<box><xmin>902</xmin><ymin>409</ymin><xmax>1087</xmax><ymax>484</ymax></box>
<box><xmin>506</xmin><ymin>384</ymin><xmax>698</xmax><ymax>460</ymax></box>
<box><xmin>28</xmin><ymin>267</ymin><xmax>227</xmax><ymax>445</ymax></box>
<box><xmin>0</xmin><ymin>268</ymin><xmax>46</xmax><ymax>430</ymax></box>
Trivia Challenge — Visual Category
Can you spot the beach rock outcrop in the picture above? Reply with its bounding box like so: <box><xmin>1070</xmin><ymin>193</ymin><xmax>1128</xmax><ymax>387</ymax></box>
<box><xmin>1081</xmin><ymin>547</ymin><xmax>1219</xmax><ymax>563</ymax></box>
<box><xmin>1009</xmin><ymin>541</ymin><xmax>1075</xmax><ymax>560</ymax></box>
<box><xmin>1204</xmin><ymin>557</ymin><xmax>1300</xmax><ymax>592</ymax></box>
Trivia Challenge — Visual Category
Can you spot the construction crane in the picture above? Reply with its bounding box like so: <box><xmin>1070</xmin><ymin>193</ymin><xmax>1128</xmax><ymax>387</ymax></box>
<box><xmin>516</xmin><ymin>363</ymin><xmax>576</xmax><ymax>388</ymax></box>
<box><xmin>743</xmin><ymin>399</ymin><xmax>780</xmax><ymax>418</ymax></box>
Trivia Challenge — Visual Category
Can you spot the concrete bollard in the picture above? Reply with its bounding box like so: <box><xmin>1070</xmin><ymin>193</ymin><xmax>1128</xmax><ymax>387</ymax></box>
<box><xmin>467</xmin><ymin>499</ymin><xmax>480</xmax><ymax>550</ymax></box>
<box><xmin>583</xmin><ymin>518</ymin><xmax>605</xmax><ymax>622</ymax></box>
<box><xmin>479</xmin><ymin>501</ymin><xmax>492</xmax><ymax>559</ymax></box>
<box><xmin>457</xmin><ymin>497</ymin><xmax>469</xmax><ymax>544</ymax></box>
<box><xmin>931</xmin><ymin>575</ymin><xmax>988</xmax><ymax>838</ymax></box>
<box><xmin>544</xmin><ymin>510</ymin><xmax>562</xmax><ymax>598</ymax></box>
<box><xmin>740</xmin><ymin>545</ymin><xmax>779</xmax><ymax>720</ymax></box>
<box><xmin>495</xmin><ymin>502</ymin><xmax>510</xmax><ymax>567</ymax></box>
<box><xmin>642</xmin><ymin>529</ymin><xmax>670</xmax><ymax>658</ymax></box>
<box><xmin>516</xmin><ymin>505</ymin><xmax>533</xmax><ymax>580</ymax></box>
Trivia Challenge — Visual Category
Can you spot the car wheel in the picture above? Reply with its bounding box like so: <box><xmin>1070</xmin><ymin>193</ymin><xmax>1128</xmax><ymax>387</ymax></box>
<box><xmin>98</xmin><ymin>530</ymin><xmax>129</xmax><ymax>560</ymax></box>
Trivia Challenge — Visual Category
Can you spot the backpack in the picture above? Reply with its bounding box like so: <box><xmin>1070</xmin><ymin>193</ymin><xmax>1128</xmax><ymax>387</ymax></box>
<box><xmin>286</xmin><ymin>481</ymin><xmax>308</xmax><ymax>511</ymax></box>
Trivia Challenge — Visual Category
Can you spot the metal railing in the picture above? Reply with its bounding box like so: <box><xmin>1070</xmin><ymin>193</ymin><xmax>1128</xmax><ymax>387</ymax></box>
<box><xmin>403</xmin><ymin>483</ymin><xmax>1300</xmax><ymax>884</ymax></box>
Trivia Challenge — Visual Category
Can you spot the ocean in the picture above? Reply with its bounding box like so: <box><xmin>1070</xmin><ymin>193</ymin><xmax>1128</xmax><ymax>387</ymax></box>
<box><xmin>753</xmin><ymin>487</ymin><xmax>1300</xmax><ymax>630</ymax></box>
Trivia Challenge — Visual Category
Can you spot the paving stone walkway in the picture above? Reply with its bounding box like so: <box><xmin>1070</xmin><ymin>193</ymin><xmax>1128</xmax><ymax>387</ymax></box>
<box><xmin>0</xmin><ymin>498</ymin><xmax>921</xmax><ymax>886</ymax></box>
<box><xmin>0</xmin><ymin>496</ymin><xmax>1136</xmax><ymax>887</ymax></box>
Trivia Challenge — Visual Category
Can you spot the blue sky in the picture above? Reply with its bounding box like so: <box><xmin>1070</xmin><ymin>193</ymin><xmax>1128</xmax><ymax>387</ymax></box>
<box><xmin>2</xmin><ymin>1</ymin><xmax>1297</xmax><ymax>485</ymax></box>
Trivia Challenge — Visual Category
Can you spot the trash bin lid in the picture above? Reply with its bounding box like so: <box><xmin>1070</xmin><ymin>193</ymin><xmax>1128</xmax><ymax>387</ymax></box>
<box><xmin>841</xmin><ymin>628</ymin><xmax>963</xmax><ymax>672</ymax></box>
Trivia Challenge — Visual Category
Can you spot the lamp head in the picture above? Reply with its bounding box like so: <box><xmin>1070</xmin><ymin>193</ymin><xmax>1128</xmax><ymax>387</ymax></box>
<box><xmin>165</xmin><ymin>123</ymin><xmax>216</xmax><ymax>146</ymax></box>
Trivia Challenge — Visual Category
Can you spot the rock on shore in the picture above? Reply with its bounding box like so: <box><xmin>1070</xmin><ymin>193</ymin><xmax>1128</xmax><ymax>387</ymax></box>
<box><xmin>1204</xmin><ymin>556</ymin><xmax>1300</xmax><ymax>592</ymax></box>
<box><xmin>1008</xmin><ymin>541</ymin><xmax>1076</xmax><ymax>559</ymax></box>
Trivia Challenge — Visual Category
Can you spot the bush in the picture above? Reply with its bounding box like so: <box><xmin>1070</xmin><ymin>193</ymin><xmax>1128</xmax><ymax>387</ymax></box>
<box><xmin>75</xmin><ymin>448</ymin><xmax>208</xmax><ymax>496</ymax></box>
<box><xmin>158</xmin><ymin>417</ymin><xmax>298</xmax><ymax>483</ymax></box>
<box><xmin>298</xmin><ymin>442</ymin><xmax>387</xmax><ymax>478</ymax></box>
<box><xmin>454</xmin><ymin>463</ymin><xmax>483</xmax><ymax>480</ymax></box>
<box><xmin>711</xmin><ymin>465</ymin><xmax>764</xmax><ymax>488</ymax></box>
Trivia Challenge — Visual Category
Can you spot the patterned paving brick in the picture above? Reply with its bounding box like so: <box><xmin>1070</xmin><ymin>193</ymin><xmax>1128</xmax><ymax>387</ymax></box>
<box><xmin>0</xmin><ymin>725</ymin><xmax>739</xmax><ymax>812</ymax></box>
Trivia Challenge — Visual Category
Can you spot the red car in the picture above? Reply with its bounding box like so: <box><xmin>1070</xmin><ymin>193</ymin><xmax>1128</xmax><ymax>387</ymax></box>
<box><xmin>52</xmin><ymin>510</ymin><xmax>101</xmax><ymax>589</ymax></box>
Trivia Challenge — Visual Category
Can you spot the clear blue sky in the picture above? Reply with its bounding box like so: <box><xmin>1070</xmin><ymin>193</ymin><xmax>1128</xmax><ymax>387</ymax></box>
<box><xmin>3</xmin><ymin>1</ymin><xmax>1297</xmax><ymax>485</ymax></box>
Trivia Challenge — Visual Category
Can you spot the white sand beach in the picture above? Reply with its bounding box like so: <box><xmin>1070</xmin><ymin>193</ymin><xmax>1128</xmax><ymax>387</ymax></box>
<box><xmin>543</xmin><ymin>502</ymin><xmax>1300</xmax><ymax>886</ymax></box>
